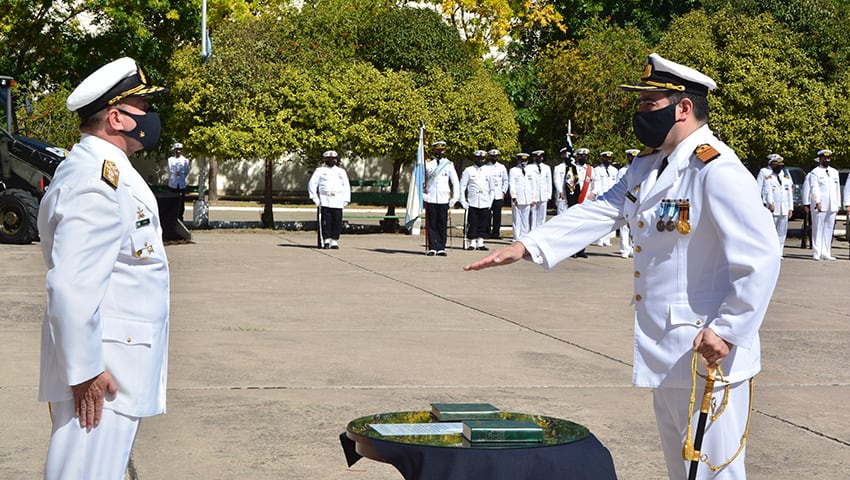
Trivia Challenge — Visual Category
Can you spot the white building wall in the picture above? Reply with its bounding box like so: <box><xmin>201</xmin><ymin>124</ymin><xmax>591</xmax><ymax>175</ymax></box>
<box><xmin>137</xmin><ymin>154</ymin><xmax>400</xmax><ymax>196</ymax></box>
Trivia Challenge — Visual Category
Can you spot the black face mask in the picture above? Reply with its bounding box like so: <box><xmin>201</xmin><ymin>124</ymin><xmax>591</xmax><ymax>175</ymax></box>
<box><xmin>632</xmin><ymin>102</ymin><xmax>678</xmax><ymax>149</ymax></box>
<box><xmin>325</xmin><ymin>160</ymin><xmax>336</xmax><ymax>167</ymax></box>
<box><xmin>771</xmin><ymin>165</ymin><xmax>782</xmax><ymax>173</ymax></box>
<box><xmin>576</xmin><ymin>157</ymin><xmax>586</xmax><ymax>165</ymax></box>
<box><xmin>118</xmin><ymin>109</ymin><xmax>161</xmax><ymax>151</ymax></box>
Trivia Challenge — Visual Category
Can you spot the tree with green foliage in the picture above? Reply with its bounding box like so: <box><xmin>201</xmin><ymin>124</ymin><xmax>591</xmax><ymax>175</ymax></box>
<box><xmin>169</xmin><ymin>3</ymin><xmax>518</xmax><ymax>226</ymax></box>
<box><xmin>537</xmin><ymin>20</ymin><xmax>648</xmax><ymax>156</ymax></box>
<box><xmin>654</xmin><ymin>8</ymin><xmax>843</xmax><ymax>166</ymax></box>
<box><xmin>703</xmin><ymin>0</ymin><xmax>850</xmax><ymax>81</ymax></box>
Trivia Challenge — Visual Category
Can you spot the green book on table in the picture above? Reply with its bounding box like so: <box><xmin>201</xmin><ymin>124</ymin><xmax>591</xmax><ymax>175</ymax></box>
<box><xmin>462</xmin><ymin>420</ymin><xmax>544</xmax><ymax>443</ymax></box>
<box><xmin>430</xmin><ymin>403</ymin><xmax>501</xmax><ymax>422</ymax></box>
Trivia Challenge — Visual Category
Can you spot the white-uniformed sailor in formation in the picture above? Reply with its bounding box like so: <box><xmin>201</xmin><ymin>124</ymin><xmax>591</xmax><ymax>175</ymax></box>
<box><xmin>592</xmin><ymin>151</ymin><xmax>618</xmax><ymax>246</ymax></box>
<box><xmin>617</xmin><ymin>149</ymin><xmax>639</xmax><ymax>258</ymax></box>
<box><xmin>508</xmin><ymin>152</ymin><xmax>539</xmax><ymax>241</ymax></box>
<box><xmin>529</xmin><ymin>149</ymin><xmax>552</xmax><ymax>230</ymax></box>
<box><xmin>308</xmin><ymin>150</ymin><xmax>351</xmax><ymax>249</ymax></box>
<box><xmin>486</xmin><ymin>149</ymin><xmax>509</xmax><ymax>239</ymax></box>
<box><xmin>465</xmin><ymin>53</ymin><xmax>782</xmax><ymax>480</ymax></box>
<box><xmin>804</xmin><ymin>149</ymin><xmax>840</xmax><ymax>260</ymax></box>
<box><xmin>38</xmin><ymin>57</ymin><xmax>171</xmax><ymax>480</ymax></box>
<box><xmin>167</xmin><ymin>142</ymin><xmax>190</xmax><ymax>221</ymax></box>
<box><xmin>760</xmin><ymin>154</ymin><xmax>794</xmax><ymax>254</ymax></box>
<box><xmin>423</xmin><ymin>141</ymin><xmax>460</xmax><ymax>256</ymax></box>
<box><xmin>460</xmin><ymin>150</ymin><xmax>493</xmax><ymax>250</ymax></box>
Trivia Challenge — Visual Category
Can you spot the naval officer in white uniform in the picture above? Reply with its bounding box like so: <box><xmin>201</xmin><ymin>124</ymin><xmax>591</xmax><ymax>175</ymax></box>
<box><xmin>38</xmin><ymin>57</ymin><xmax>171</xmax><ymax>479</ymax></box>
<box><xmin>308</xmin><ymin>150</ymin><xmax>351</xmax><ymax>249</ymax></box>
<box><xmin>804</xmin><ymin>149</ymin><xmax>840</xmax><ymax>260</ymax></box>
<box><xmin>465</xmin><ymin>53</ymin><xmax>781</xmax><ymax>480</ymax></box>
<box><xmin>761</xmin><ymin>154</ymin><xmax>794</xmax><ymax>254</ymax></box>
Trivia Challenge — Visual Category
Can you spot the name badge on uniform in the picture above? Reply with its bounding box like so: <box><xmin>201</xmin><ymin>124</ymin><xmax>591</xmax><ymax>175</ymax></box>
<box><xmin>136</xmin><ymin>218</ymin><xmax>151</xmax><ymax>228</ymax></box>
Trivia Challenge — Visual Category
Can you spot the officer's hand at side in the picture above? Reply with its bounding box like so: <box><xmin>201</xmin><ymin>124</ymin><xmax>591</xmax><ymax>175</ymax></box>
<box><xmin>72</xmin><ymin>370</ymin><xmax>118</xmax><ymax>431</ymax></box>
<box><xmin>692</xmin><ymin>329</ymin><xmax>732</xmax><ymax>369</ymax></box>
<box><xmin>464</xmin><ymin>242</ymin><xmax>527</xmax><ymax>271</ymax></box>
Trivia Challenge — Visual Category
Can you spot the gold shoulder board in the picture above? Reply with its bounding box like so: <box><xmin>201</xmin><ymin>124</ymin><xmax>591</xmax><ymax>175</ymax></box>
<box><xmin>101</xmin><ymin>160</ymin><xmax>120</xmax><ymax>189</ymax></box>
<box><xmin>695</xmin><ymin>144</ymin><xmax>720</xmax><ymax>164</ymax></box>
<box><xmin>637</xmin><ymin>147</ymin><xmax>657</xmax><ymax>157</ymax></box>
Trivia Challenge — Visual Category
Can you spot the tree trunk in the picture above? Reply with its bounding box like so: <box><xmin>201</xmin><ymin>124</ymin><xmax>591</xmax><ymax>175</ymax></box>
<box><xmin>208</xmin><ymin>157</ymin><xmax>219</xmax><ymax>203</ymax></box>
<box><xmin>379</xmin><ymin>157</ymin><xmax>403</xmax><ymax>233</ymax></box>
<box><xmin>260</xmin><ymin>157</ymin><xmax>275</xmax><ymax>228</ymax></box>
<box><xmin>387</xmin><ymin>157</ymin><xmax>402</xmax><ymax>217</ymax></box>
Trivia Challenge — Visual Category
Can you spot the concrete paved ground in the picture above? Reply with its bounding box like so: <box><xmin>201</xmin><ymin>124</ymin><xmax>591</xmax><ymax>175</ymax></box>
<box><xmin>2</xmin><ymin>213</ymin><xmax>849</xmax><ymax>479</ymax></box>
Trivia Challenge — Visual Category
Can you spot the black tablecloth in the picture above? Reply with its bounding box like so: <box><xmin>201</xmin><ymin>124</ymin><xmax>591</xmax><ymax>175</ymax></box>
<box><xmin>340</xmin><ymin>432</ymin><xmax>618</xmax><ymax>480</ymax></box>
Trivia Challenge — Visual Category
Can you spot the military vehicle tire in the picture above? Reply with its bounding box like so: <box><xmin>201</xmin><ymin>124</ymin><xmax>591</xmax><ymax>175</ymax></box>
<box><xmin>0</xmin><ymin>188</ymin><xmax>39</xmax><ymax>244</ymax></box>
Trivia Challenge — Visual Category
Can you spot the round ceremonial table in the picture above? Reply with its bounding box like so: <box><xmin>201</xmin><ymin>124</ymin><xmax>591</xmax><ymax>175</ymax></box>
<box><xmin>340</xmin><ymin>411</ymin><xmax>618</xmax><ymax>480</ymax></box>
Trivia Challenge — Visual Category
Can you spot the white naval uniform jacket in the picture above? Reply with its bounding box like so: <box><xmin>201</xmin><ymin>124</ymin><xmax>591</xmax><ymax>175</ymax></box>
<box><xmin>509</xmin><ymin>165</ymin><xmax>540</xmax><ymax>205</ymax></box>
<box><xmin>423</xmin><ymin>158</ymin><xmax>460</xmax><ymax>205</ymax></box>
<box><xmin>592</xmin><ymin>164</ymin><xmax>619</xmax><ymax>197</ymax></box>
<box><xmin>522</xmin><ymin>125</ymin><xmax>781</xmax><ymax>388</ymax></box>
<box><xmin>535</xmin><ymin>163</ymin><xmax>553</xmax><ymax>201</ymax></box>
<box><xmin>488</xmin><ymin>162</ymin><xmax>509</xmax><ymax>200</ymax></box>
<box><xmin>308</xmin><ymin>164</ymin><xmax>351</xmax><ymax>209</ymax></box>
<box><xmin>806</xmin><ymin>166</ymin><xmax>840</xmax><ymax>212</ymax></box>
<box><xmin>460</xmin><ymin>164</ymin><xmax>492</xmax><ymax>208</ymax></box>
<box><xmin>38</xmin><ymin>134</ymin><xmax>170</xmax><ymax>418</ymax></box>
<box><xmin>762</xmin><ymin>169</ymin><xmax>794</xmax><ymax>216</ymax></box>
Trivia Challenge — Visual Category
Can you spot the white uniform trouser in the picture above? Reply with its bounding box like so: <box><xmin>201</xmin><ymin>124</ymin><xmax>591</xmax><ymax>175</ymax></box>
<box><xmin>45</xmin><ymin>400</ymin><xmax>140</xmax><ymax>480</ymax></box>
<box><xmin>530</xmin><ymin>201</ymin><xmax>547</xmax><ymax>229</ymax></box>
<box><xmin>653</xmin><ymin>380</ymin><xmax>751</xmax><ymax>480</ymax></box>
<box><xmin>512</xmin><ymin>203</ymin><xmax>531</xmax><ymax>241</ymax></box>
<box><xmin>772</xmin><ymin>214</ymin><xmax>789</xmax><ymax>253</ymax></box>
<box><xmin>619</xmin><ymin>224</ymin><xmax>632</xmax><ymax>257</ymax></box>
<box><xmin>556</xmin><ymin>199</ymin><xmax>568</xmax><ymax>215</ymax></box>
<box><xmin>811</xmin><ymin>210</ymin><xmax>836</xmax><ymax>259</ymax></box>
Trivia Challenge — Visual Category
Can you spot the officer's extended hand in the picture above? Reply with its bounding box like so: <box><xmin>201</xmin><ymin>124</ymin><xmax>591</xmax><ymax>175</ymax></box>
<box><xmin>464</xmin><ymin>242</ymin><xmax>527</xmax><ymax>271</ymax></box>
<box><xmin>72</xmin><ymin>370</ymin><xmax>118</xmax><ymax>431</ymax></box>
<box><xmin>692</xmin><ymin>329</ymin><xmax>732</xmax><ymax>369</ymax></box>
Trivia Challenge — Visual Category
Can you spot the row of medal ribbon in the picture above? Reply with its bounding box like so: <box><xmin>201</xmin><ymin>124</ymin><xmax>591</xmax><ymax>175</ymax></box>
<box><xmin>657</xmin><ymin>199</ymin><xmax>691</xmax><ymax>234</ymax></box>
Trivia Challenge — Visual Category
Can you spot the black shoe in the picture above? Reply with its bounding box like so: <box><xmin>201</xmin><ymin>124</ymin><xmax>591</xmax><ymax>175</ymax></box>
<box><xmin>331</xmin><ymin>245</ymin><xmax>339</xmax><ymax>250</ymax></box>
<box><xmin>576</xmin><ymin>251</ymin><xmax>588</xmax><ymax>258</ymax></box>
<box><xmin>478</xmin><ymin>245</ymin><xmax>489</xmax><ymax>251</ymax></box>
<box><xmin>437</xmin><ymin>250</ymin><xmax>447</xmax><ymax>256</ymax></box>
<box><xmin>466</xmin><ymin>245</ymin><xmax>476</xmax><ymax>251</ymax></box>
<box><xmin>426</xmin><ymin>250</ymin><xmax>437</xmax><ymax>256</ymax></box>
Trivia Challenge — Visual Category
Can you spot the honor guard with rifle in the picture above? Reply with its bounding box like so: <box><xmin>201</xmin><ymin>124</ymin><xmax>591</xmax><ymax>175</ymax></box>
<box><xmin>465</xmin><ymin>53</ymin><xmax>781</xmax><ymax>480</ymax></box>
<box><xmin>508</xmin><ymin>152</ymin><xmax>539</xmax><ymax>241</ymax></box>
<box><xmin>804</xmin><ymin>149</ymin><xmax>840</xmax><ymax>260</ymax></box>
<box><xmin>530</xmin><ymin>149</ymin><xmax>552</xmax><ymax>229</ymax></box>
<box><xmin>761</xmin><ymin>154</ymin><xmax>793</xmax><ymax>254</ymax></box>
<box><xmin>460</xmin><ymin>150</ymin><xmax>493</xmax><ymax>250</ymax></box>
<box><xmin>423</xmin><ymin>141</ymin><xmax>460</xmax><ymax>256</ymax></box>
<box><xmin>486</xmin><ymin>149</ymin><xmax>509</xmax><ymax>239</ymax></box>
<box><xmin>308</xmin><ymin>150</ymin><xmax>350</xmax><ymax>249</ymax></box>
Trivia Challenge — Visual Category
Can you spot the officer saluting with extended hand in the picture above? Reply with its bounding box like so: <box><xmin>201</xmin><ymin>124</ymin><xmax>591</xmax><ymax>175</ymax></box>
<box><xmin>38</xmin><ymin>57</ymin><xmax>171</xmax><ymax>479</ymax></box>
<box><xmin>466</xmin><ymin>53</ymin><xmax>780</xmax><ymax>480</ymax></box>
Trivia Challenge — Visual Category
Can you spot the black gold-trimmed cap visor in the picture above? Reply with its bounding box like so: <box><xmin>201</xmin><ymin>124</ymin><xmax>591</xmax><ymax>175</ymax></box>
<box><xmin>618</xmin><ymin>53</ymin><xmax>715</xmax><ymax>97</ymax></box>
<box><xmin>75</xmin><ymin>63</ymin><xmax>167</xmax><ymax>121</ymax></box>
